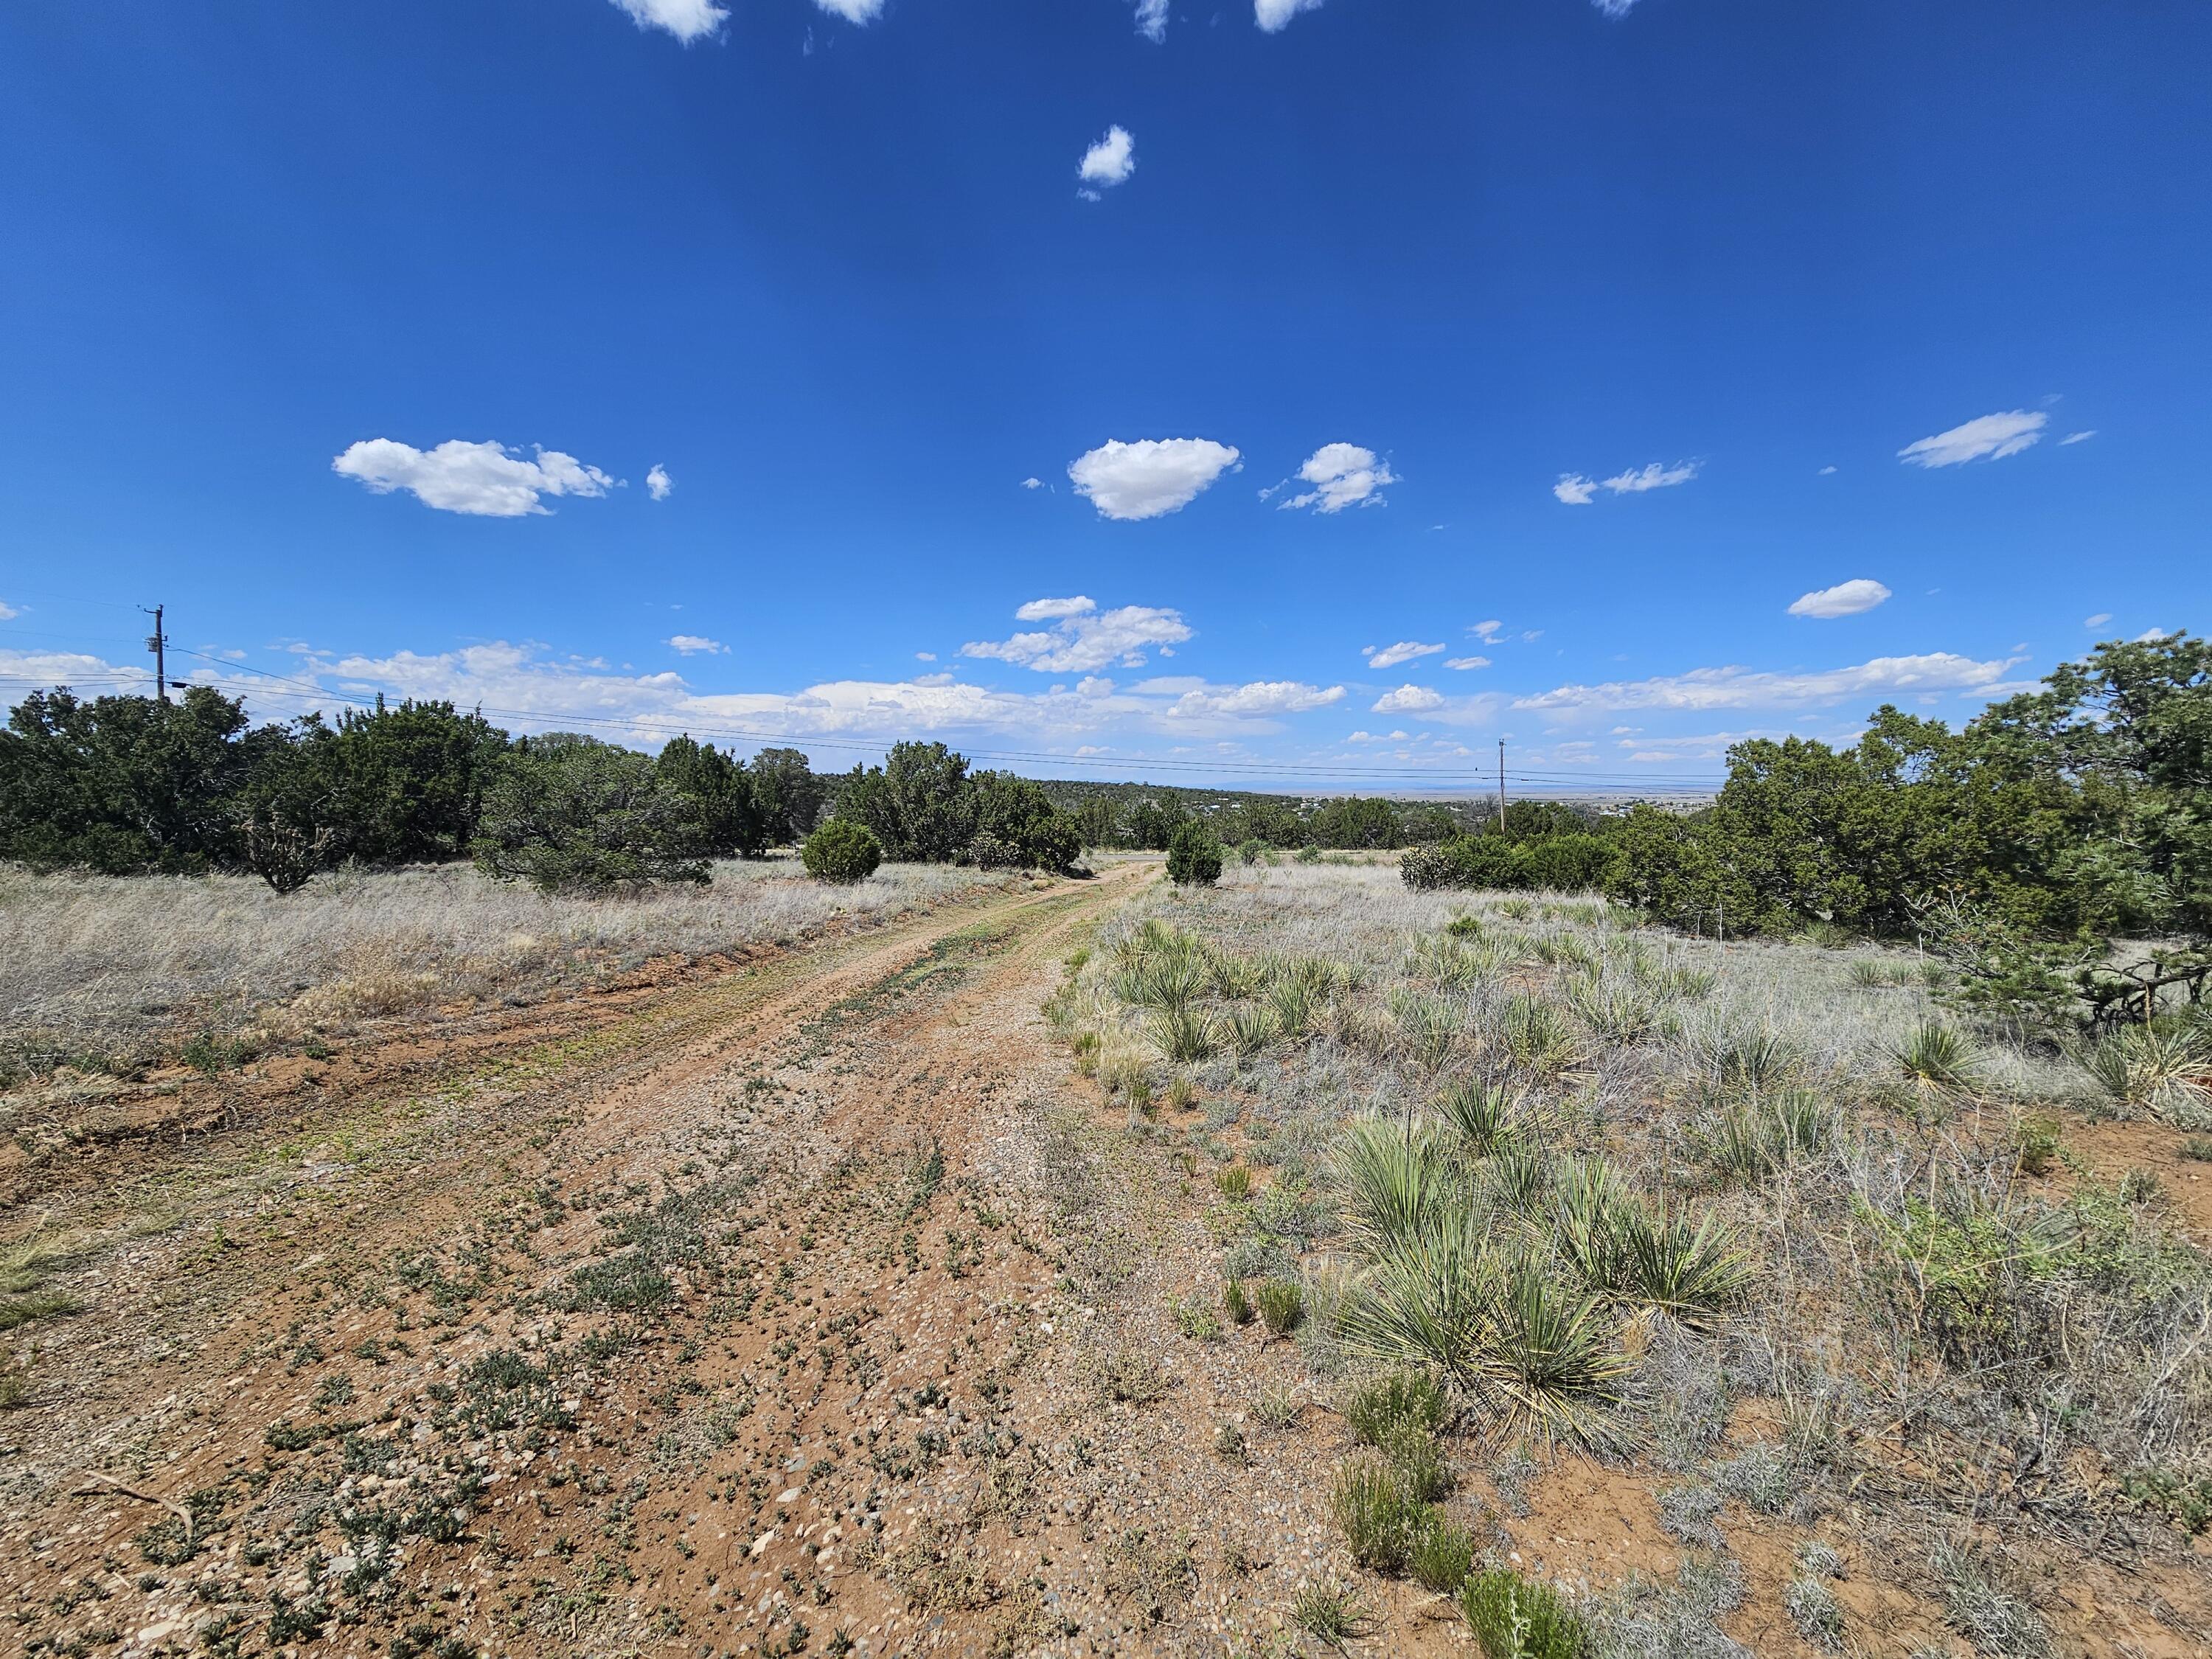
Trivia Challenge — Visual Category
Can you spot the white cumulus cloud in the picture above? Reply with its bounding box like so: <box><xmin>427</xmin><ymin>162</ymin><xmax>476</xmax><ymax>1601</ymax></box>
<box><xmin>1514</xmin><ymin>652</ymin><xmax>2017</xmax><ymax>713</ymax></box>
<box><xmin>1470</xmin><ymin>620</ymin><xmax>1504</xmax><ymax>643</ymax></box>
<box><xmin>1079</xmin><ymin>126</ymin><xmax>1136</xmax><ymax>190</ymax></box>
<box><xmin>333</xmin><ymin>439</ymin><xmax>617</xmax><ymax>518</ymax></box>
<box><xmin>1068</xmin><ymin>437</ymin><xmax>1240</xmax><ymax>521</ymax></box>
<box><xmin>668</xmin><ymin>635</ymin><xmax>724</xmax><ymax>655</ymax></box>
<box><xmin>1363</xmin><ymin>641</ymin><xmax>1443</xmax><ymax>669</ymax></box>
<box><xmin>0</xmin><ymin>599</ymin><xmax>18</xmax><ymax>622</ymax></box>
<box><xmin>962</xmin><ymin>599</ymin><xmax>1193</xmax><ymax>673</ymax></box>
<box><xmin>1373</xmin><ymin>684</ymin><xmax>1445</xmax><ymax>714</ymax></box>
<box><xmin>610</xmin><ymin>0</ymin><xmax>728</xmax><ymax>42</ymax></box>
<box><xmin>1255</xmin><ymin>0</ymin><xmax>1326</xmax><ymax>31</ymax></box>
<box><xmin>1553</xmin><ymin>475</ymin><xmax>1599</xmax><ymax>506</ymax></box>
<box><xmin>1788</xmin><ymin>579</ymin><xmax>1892</xmax><ymax>619</ymax></box>
<box><xmin>646</xmin><ymin>464</ymin><xmax>673</xmax><ymax>501</ymax></box>
<box><xmin>1020</xmin><ymin>476</ymin><xmax>1043</xmax><ymax>490</ymax></box>
<box><xmin>1165</xmin><ymin>681</ymin><xmax>1344</xmax><ymax>719</ymax></box>
<box><xmin>813</xmin><ymin>0</ymin><xmax>886</xmax><ymax>22</ymax></box>
<box><xmin>1898</xmin><ymin>410</ymin><xmax>2047</xmax><ymax>468</ymax></box>
<box><xmin>1282</xmin><ymin>442</ymin><xmax>1397</xmax><ymax>512</ymax></box>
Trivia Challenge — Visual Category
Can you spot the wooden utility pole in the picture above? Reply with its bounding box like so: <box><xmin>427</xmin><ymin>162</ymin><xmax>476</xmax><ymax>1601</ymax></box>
<box><xmin>143</xmin><ymin>604</ymin><xmax>169</xmax><ymax>706</ymax></box>
<box><xmin>1496</xmin><ymin>739</ymin><xmax>1507</xmax><ymax>832</ymax></box>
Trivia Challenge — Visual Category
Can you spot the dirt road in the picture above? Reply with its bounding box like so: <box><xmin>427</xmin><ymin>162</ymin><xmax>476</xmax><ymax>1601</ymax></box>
<box><xmin>4</xmin><ymin>861</ymin><xmax>1313</xmax><ymax>1658</ymax></box>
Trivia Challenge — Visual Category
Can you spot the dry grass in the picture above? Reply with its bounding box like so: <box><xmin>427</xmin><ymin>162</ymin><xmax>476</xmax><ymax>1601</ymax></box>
<box><xmin>0</xmin><ymin>856</ymin><xmax>1023</xmax><ymax>1082</ymax></box>
<box><xmin>1048</xmin><ymin>860</ymin><xmax>2212</xmax><ymax>1651</ymax></box>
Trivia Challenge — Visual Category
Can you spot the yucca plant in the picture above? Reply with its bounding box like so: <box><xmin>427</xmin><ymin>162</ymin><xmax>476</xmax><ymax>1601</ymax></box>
<box><xmin>2077</xmin><ymin>1021</ymin><xmax>2212</xmax><ymax>1119</ymax></box>
<box><xmin>1482</xmin><ymin>1143</ymin><xmax>1556</xmax><ymax>1219</ymax></box>
<box><xmin>1225</xmin><ymin>1003</ymin><xmax>1277</xmax><ymax>1057</ymax></box>
<box><xmin>1609</xmin><ymin>1206</ymin><xmax>1753</xmax><ymax>1326</ymax></box>
<box><xmin>1894</xmin><ymin>1018</ymin><xmax>1980</xmax><ymax>1092</ymax></box>
<box><xmin>1266</xmin><ymin>978</ymin><xmax>1316</xmax><ymax>1040</ymax></box>
<box><xmin>1151</xmin><ymin>1004</ymin><xmax>1220</xmax><ymax>1064</ymax></box>
<box><xmin>1208</xmin><ymin>950</ymin><xmax>1265</xmax><ymax>999</ymax></box>
<box><xmin>1694</xmin><ymin>1088</ymin><xmax>1830</xmax><ymax>1183</ymax></box>
<box><xmin>1335</xmin><ymin>1117</ymin><xmax>1454</xmax><ymax>1245</ymax></box>
<box><xmin>1562</xmin><ymin>973</ymin><xmax>1665</xmax><ymax>1045</ymax></box>
<box><xmin>1846</xmin><ymin>958</ymin><xmax>1889</xmax><ymax>990</ymax></box>
<box><xmin>1474</xmin><ymin>1260</ymin><xmax>1633</xmax><ymax>1450</ymax></box>
<box><xmin>1501</xmin><ymin>995</ymin><xmax>1585</xmax><ymax>1077</ymax></box>
<box><xmin>1701</xmin><ymin>1023</ymin><xmax>1798</xmax><ymax>1095</ymax></box>
<box><xmin>1391</xmin><ymin>993</ymin><xmax>1464</xmax><ymax>1073</ymax></box>
<box><xmin>1435</xmin><ymin>1077</ymin><xmax>1531</xmax><ymax>1159</ymax></box>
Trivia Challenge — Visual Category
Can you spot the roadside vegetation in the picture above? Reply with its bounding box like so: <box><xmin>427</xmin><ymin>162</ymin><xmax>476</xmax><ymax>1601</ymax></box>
<box><xmin>1046</xmin><ymin>857</ymin><xmax>2212</xmax><ymax>1653</ymax></box>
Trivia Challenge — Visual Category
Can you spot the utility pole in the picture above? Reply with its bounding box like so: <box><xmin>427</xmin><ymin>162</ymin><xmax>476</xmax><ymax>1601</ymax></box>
<box><xmin>1496</xmin><ymin>739</ymin><xmax>1507</xmax><ymax>833</ymax></box>
<box><xmin>143</xmin><ymin>604</ymin><xmax>170</xmax><ymax>706</ymax></box>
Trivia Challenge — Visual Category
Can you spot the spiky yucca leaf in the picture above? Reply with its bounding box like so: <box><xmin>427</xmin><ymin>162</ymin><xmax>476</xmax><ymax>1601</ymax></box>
<box><xmin>1894</xmin><ymin>1018</ymin><xmax>1980</xmax><ymax>1091</ymax></box>
<box><xmin>1335</xmin><ymin>1117</ymin><xmax>1455</xmax><ymax>1245</ymax></box>
<box><xmin>1501</xmin><ymin>995</ymin><xmax>1585</xmax><ymax>1076</ymax></box>
<box><xmin>1472</xmin><ymin>1259</ymin><xmax>1634</xmax><ymax>1451</ymax></box>
<box><xmin>1482</xmin><ymin>1143</ymin><xmax>1557</xmax><ymax>1219</ymax></box>
<box><xmin>1225</xmin><ymin>1003</ymin><xmax>1277</xmax><ymax>1057</ymax></box>
<box><xmin>2078</xmin><ymin>1022</ymin><xmax>2212</xmax><ymax>1119</ymax></box>
<box><xmin>1434</xmin><ymin>1077</ymin><xmax>1533</xmax><ymax>1159</ymax></box>
<box><xmin>1610</xmin><ymin>1206</ymin><xmax>1753</xmax><ymax>1326</ymax></box>
<box><xmin>1266</xmin><ymin>978</ymin><xmax>1316</xmax><ymax>1040</ymax></box>
<box><xmin>1150</xmin><ymin>1004</ymin><xmax>1220</xmax><ymax>1064</ymax></box>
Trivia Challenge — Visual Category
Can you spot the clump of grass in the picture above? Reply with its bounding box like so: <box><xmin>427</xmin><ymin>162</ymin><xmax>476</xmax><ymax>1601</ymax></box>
<box><xmin>1694</xmin><ymin>1089</ymin><xmax>1829</xmax><ymax>1183</ymax></box>
<box><xmin>1290</xmin><ymin>1583</ymin><xmax>1371</xmax><ymax>1648</ymax></box>
<box><xmin>1895</xmin><ymin>1018</ymin><xmax>1980</xmax><ymax>1092</ymax></box>
<box><xmin>1173</xmin><ymin>1298</ymin><xmax>1223</xmax><ymax>1342</ymax></box>
<box><xmin>1331</xmin><ymin>1453</ymin><xmax>1427</xmax><ymax>1573</ymax></box>
<box><xmin>1253</xmin><ymin>1279</ymin><xmax>1305</xmax><ymax>1336</ymax></box>
<box><xmin>1457</xmin><ymin>1568</ymin><xmax>1586</xmax><ymax>1659</ymax></box>
<box><xmin>1214</xmin><ymin>1164</ymin><xmax>1254</xmax><ymax>1201</ymax></box>
<box><xmin>0</xmin><ymin>1234</ymin><xmax>86</xmax><ymax>1334</ymax></box>
<box><xmin>2183</xmin><ymin>1135</ymin><xmax>2212</xmax><ymax>1162</ymax></box>
<box><xmin>1343</xmin><ymin>1369</ymin><xmax>1450</xmax><ymax>1445</ymax></box>
<box><xmin>1222</xmin><ymin>1278</ymin><xmax>1254</xmax><ymax>1326</ymax></box>
<box><xmin>1785</xmin><ymin>1575</ymin><xmax>1844</xmax><ymax>1649</ymax></box>
<box><xmin>1163</xmin><ymin>1075</ymin><xmax>1199</xmax><ymax>1112</ymax></box>
<box><xmin>1213</xmin><ymin>1421</ymin><xmax>1247</xmax><ymax>1462</ymax></box>
<box><xmin>1932</xmin><ymin>1542</ymin><xmax>2051</xmax><ymax>1658</ymax></box>
<box><xmin>1408</xmin><ymin>1511</ymin><xmax>1477</xmax><ymax>1593</ymax></box>
<box><xmin>1251</xmin><ymin>1385</ymin><xmax>1303</xmax><ymax>1427</ymax></box>
<box><xmin>1092</xmin><ymin>1348</ymin><xmax>1173</xmax><ymax>1406</ymax></box>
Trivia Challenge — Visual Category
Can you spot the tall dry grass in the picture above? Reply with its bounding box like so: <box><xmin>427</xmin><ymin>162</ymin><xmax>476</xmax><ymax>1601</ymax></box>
<box><xmin>0</xmin><ymin>858</ymin><xmax>1022</xmax><ymax>1080</ymax></box>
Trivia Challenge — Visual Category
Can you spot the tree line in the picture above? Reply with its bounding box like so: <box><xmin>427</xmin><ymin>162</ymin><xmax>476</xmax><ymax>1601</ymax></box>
<box><xmin>0</xmin><ymin>689</ymin><xmax>1090</xmax><ymax>894</ymax></box>
<box><xmin>1408</xmin><ymin>636</ymin><xmax>2212</xmax><ymax>1027</ymax></box>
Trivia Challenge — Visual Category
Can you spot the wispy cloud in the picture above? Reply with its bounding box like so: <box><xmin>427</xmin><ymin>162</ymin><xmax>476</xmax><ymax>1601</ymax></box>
<box><xmin>961</xmin><ymin>597</ymin><xmax>1193</xmax><ymax>672</ymax></box>
<box><xmin>1444</xmin><ymin>655</ymin><xmax>1490</xmax><ymax>671</ymax></box>
<box><xmin>668</xmin><ymin>634</ymin><xmax>724</xmax><ymax>655</ymax></box>
<box><xmin>2084</xmin><ymin>613</ymin><xmax>2112</xmax><ymax>628</ymax></box>
<box><xmin>1068</xmin><ymin>437</ymin><xmax>1240</xmax><ymax>521</ymax></box>
<box><xmin>1787</xmin><ymin>578</ymin><xmax>1891</xmax><ymax>619</ymax></box>
<box><xmin>1897</xmin><ymin>410</ymin><xmax>2046</xmax><ymax>468</ymax></box>
<box><xmin>2059</xmin><ymin>429</ymin><xmax>2097</xmax><ymax>446</ymax></box>
<box><xmin>332</xmin><ymin>439</ymin><xmax>617</xmax><ymax>518</ymax></box>
<box><xmin>1514</xmin><ymin>652</ymin><xmax>2018</xmax><ymax>713</ymax></box>
<box><xmin>1363</xmin><ymin>641</ymin><xmax>1442</xmax><ymax>669</ymax></box>
<box><xmin>610</xmin><ymin>0</ymin><xmax>727</xmax><ymax>44</ymax></box>
<box><xmin>646</xmin><ymin>464</ymin><xmax>673</xmax><ymax>501</ymax></box>
<box><xmin>1554</xmin><ymin>459</ymin><xmax>1699</xmax><ymax>504</ymax></box>
<box><xmin>1132</xmin><ymin>0</ymin><xmax>1169</xmax><ymax>43</ymax></box>
<box><xmin>812</xmin><ymin>0</ymin><xmax>886</xmax><ymax>22</ymax></box>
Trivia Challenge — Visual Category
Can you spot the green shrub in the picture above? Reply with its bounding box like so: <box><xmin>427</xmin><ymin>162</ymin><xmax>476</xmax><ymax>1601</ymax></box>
<box><xmin>2011</xmin><ymin>1111</ymin><xmax>2063</xmax><ymax>1176</ymax></box>
<box><xmin>1166</xmin><ymin>821</ymin><xmax>1223</xmax><ymax>887</ymax></box>
<box><xmin>1458</xmin><ymin>1568</ymin><xmax>1586</xmax><ymax>1659</ymax></box>
<box><xmin>801</xmin><ymin>819</ymin><xmax>883</xmax><ymax>884</ymax></box>
<box><xmin>472</xmin><ymin>735</ymin><xmax>712</xmax><ymax>891</ymax></box>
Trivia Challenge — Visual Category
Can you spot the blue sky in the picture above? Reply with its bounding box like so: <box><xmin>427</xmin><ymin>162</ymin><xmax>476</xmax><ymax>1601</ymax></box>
<box><xmin>1</xmin><ymin>0</ymin><xmax>2204</xmax><ymax>793</ymax></box>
